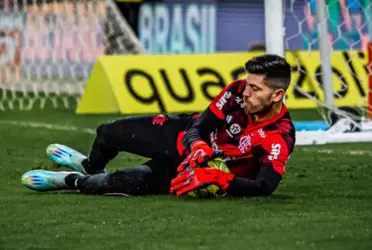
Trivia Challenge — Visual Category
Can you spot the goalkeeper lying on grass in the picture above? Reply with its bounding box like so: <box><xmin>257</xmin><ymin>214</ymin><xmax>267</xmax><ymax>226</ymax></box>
<box><xmin>22</xmin><ymin>54</ymin><xmax>296</xmax><ymax>198</ymax></box>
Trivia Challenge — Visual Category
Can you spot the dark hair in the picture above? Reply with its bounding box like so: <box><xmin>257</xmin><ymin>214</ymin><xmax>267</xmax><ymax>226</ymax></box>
<box><xmin>248</xmin><ymin>42</ymin><xmax>266</xmax><ymax>52</ymax></box>
<box><xmin>245</xmin><ymin>54</ymin><xmax>291</xmax><ymax>90</ymax></box>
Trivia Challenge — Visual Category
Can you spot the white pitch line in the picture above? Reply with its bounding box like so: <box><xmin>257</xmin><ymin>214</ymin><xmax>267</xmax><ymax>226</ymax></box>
<box><xmin>1</xmin><ymin>120</ymin><xmax>371</xmax><ymax>156</ymax></box>
<box><xmin>0</xmin><ymin>120</ymin><xmax>95</xmax><ymax>135</ymax></box>
<box><xmin>298</xmin><ymin>147</ymin><xmax>372</xmax><ymax>156</ymax></box>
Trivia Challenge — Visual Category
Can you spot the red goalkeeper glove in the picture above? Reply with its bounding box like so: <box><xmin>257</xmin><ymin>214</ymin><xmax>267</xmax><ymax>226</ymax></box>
<box><xmin>170</xmin><ymin>168</ymin><xmax>235</xmax><ymax>197</ymax></box>
<box><xmin>177</xmin><ymin>140</ymin><xmax>223</xmax><ymax>172</ymax></box>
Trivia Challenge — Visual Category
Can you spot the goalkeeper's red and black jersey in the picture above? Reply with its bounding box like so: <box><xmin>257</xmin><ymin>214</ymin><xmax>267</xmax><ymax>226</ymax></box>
<box><xmin>177</xmin><ymin>79</ymin><xmax>296</xmax><ymax>197</ymax></box>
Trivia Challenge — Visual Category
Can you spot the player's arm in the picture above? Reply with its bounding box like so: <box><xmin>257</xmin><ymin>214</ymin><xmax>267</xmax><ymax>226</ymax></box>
<box><xmin>226</xmin><ymin>135</ymin><xmax>289</xmax><ymax>197</ymax></box>
<box><xmin>178</xmin><ymin>82</ymin><xmax>237</xmax><ymax>171</ymax></box>
<box><xmin>182</xmin><ymin>107</ymin><xmax>222</xmax><ymax>150</ymax></box>
<box><xmin>226</xmin><ymin>165</ymin><xmax>283</xmax><ymax>197</ymax></box>
<box><xmin>182</xmin><ymin>80</ymin><xmax>236</xmax><ymax>150</ymax></box>
<box><xmin>171</xmin><ymin>134</ymin><xmax>291</xmax><ymax>197</ymax></box>
<box><xmin>178</xmin><ymin>107</ymin><xmax>223</xmax><ymax>172</ymax></box>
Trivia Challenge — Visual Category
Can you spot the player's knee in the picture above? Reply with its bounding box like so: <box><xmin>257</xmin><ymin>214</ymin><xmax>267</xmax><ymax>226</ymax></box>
<box><xmin>96</xmin><ymin>122</ymin><xmax>109</xmax><ymax>138</ymax></box>
<box><xmin>95</xmin><ymin>121</ymin><xmax>117</xmax><ymax>145</ymax></box>
<box><xmin>106</xmin><ymin>170</ymin><xmax>151</xmax><ymax>196</ymax></box>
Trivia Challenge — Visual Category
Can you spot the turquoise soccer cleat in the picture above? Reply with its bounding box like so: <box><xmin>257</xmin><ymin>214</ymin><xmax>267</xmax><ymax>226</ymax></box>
<box><xmin>46</xmin><ymin>144</ymin><xmax>88</xmax><ymax>174</ymax></box>
<box><xmin>21</xmin><ymin>170</ymin><xmax>84</xmax><ymax>191</ymax></box>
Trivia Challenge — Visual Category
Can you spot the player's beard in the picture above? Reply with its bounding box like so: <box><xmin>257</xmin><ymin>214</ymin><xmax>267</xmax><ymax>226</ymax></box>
<box><xmin>244</xmin><ymin>99</ymin><xmax>274</xmax><ymax>117</ymax></box>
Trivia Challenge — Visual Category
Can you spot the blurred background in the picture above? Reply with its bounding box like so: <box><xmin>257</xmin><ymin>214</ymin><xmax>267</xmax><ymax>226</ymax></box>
<box><xmin>1</xmin><ymin>0</ymin><xmax>371</xmax><ymax>140</ymax></box>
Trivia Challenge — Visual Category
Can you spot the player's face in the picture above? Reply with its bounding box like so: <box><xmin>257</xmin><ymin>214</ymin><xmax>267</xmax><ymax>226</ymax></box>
<box><xmin>243</xmin><ymin>74</ymin><xmax>282</xmax><ymax>115</ymax></box>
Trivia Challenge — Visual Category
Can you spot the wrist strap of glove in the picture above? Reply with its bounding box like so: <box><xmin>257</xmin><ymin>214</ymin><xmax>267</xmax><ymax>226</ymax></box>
<box><xmin>191</xmin><ymin>140</ymin><xmax>208</xmax><ymax>151</ymax></box>
<box><xmin>220</xmin><ymin>173</ymin><xmax>235</xmax><ymax>190</ymax></box>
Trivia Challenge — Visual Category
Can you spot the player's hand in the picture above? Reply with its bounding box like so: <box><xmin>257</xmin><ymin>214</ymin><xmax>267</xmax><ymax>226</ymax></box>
<box><xmin>152</xmin><ymin>114</ymin><xmax>168</xmax><ymax>126</ymax></box>
<box><xmin>170</xmin><ymin>168</ymin><xmax>234</xmax><ymax>197</ymax></box>
<box><xmin>177</xmin><ymin>140</ymin><xmax>224</xmax><ymax>172</ymax></box>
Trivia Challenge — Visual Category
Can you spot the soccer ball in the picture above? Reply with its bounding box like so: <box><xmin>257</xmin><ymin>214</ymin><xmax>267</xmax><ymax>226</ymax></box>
<box><xmin>187</xmin><ymin>157</ymin><xmax>231</xmax><ymax>198</ymax></box>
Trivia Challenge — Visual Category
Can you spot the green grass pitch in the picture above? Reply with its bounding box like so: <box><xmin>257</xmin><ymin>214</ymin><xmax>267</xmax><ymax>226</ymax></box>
<box><xmin>0</xmin><ymin>108</ymin><xmax>371</xmax><ymax>250</ymax></box>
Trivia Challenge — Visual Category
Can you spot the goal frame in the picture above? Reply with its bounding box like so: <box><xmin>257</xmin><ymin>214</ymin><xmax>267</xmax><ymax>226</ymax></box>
<box><xmin>265</xmin><ymin>0</ymin><xmax>372</xmax><ymax>145</ymax></box>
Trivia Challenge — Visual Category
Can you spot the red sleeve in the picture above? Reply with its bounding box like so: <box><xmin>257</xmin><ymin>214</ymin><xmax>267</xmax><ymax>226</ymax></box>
<box><xmin>260</xmin><ymin>134</ymin><xmax>290</xmax><ymax>176</ymax></box>
<box><xmin>209</xmin><ymin>80</ymin><xmax>243</xmax><ymax>120</ymax></box>
<box><xmin>225</xmin><ymin>134</ymin><xmax>291</xmax><ymax>197</ymax></box>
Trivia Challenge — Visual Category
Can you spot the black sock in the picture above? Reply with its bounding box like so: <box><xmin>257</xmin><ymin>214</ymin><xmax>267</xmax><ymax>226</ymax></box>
<box><xmin>82</xmin><ymin>158</ymin><xmax>90</xmax><ymax>169</ymax></box>
<box><xmin>64</xmin><ymin>173</ymin><xmax>87</xmax><ymax>189</ymax></box>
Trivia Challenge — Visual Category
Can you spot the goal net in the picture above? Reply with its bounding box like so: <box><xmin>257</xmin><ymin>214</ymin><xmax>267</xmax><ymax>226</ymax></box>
<box><xmin>2</xmin><ymin>0</ymin><xmax>372</xmax><ymax>144</ymax></box>
<box><xmin>283</xmin><ymin>0</ymin><xmax>372</xmax><ymax>144</ymax></box>
<box><xmin>0</xmin><ymin>0</ymin><xmax>144</xmax><ymax>110</ymax></box>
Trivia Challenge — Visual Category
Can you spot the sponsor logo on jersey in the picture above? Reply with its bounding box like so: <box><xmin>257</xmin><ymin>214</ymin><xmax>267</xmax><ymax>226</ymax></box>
<box><xmin>268</xmin><ymin>143</ymin><xmax>281</xmax><ymax>160</ymax></box>
<box><xmin>209</xmin><ymin>130</ymin><xmax>219</xmax><ymax>150</ymax></box>
<box><xmin>258</xmin><ymin>128</ymin><xmax>266</xmax><ymax>138</ymax></box>
<box><xmin>216</xmin><ymin>91</ymin><xmax>232</xmax><ymax>110</ymax></box>
<box><xmin>235</xmin><ymin>96</ymin><xmax>243</xmax><ymax>104</ymax></box>
<box><xmin>238</xmin><ymin>135</ymin><xmax>251</xmax><ymax>153</ymax></box>
<box><xmin>224</xmin><ymin>156</ymin><xmax>237</xmax><ymax>161</ymax></box>
<box><xmin>235</xmin><ymin>96</ymin><xmax>245</xmax><ymax>108</ymax></box>
<box><xmin>226</xmin><ymin>115</ymin><xmax>233</xmax><ymax>124</ymax></box>
<box><xmin>229</xmin><ymin>123</ymin><xmax>241</xmax><ymax>135</ymax></box>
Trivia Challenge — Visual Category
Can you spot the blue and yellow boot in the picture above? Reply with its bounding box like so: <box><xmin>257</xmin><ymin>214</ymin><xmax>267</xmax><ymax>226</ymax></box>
<box><xmin>46</xmin><ymin>144</ymin><xmax>88</xmax><ymax>174</ymax></box>
<box><xmin>21</xmin><ymin>170</ymin><xmax>84</xmax><ymax>191</ymax></box>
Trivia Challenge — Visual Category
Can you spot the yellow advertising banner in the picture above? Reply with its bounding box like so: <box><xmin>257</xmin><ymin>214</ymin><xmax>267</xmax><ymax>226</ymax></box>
<box><xmin>76</xmin><ymin>51</ymin><xmax>369</xmax><ymax>114</ymax></box>
<box><xmin>285</xmin><ymin>51</ymin><xmax>368</xmax><ymax>109</ymax></box>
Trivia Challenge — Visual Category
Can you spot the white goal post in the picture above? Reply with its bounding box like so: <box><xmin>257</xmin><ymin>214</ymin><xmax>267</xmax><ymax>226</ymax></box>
<box><xmin>2</xmin><ymin>0</ymin><xmax>372</xmax><ymax>145</ymax></box>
